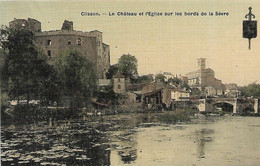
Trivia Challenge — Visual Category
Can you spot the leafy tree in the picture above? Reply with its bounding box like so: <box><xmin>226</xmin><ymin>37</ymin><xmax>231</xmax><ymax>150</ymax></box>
<box><xmin>168</xmin><ymin>77</ymin><xmax>182</xmax><ymax>85</ymax></box>
<box><xmin>0</xmin><ymin>27</ymin><xmax>52</xmax><ymax>106</ymax></box>
<box><xmin>132</xmin><ymin>74</ymin><xmax>154</xmax><ymax>84</ymax></box>
<box><xmin>94</xmin><ymin>85</ymin><xmax>118</xmax><ymax>105</ymax></box>
<box><xmin>180</xmin><ymin>83</ymin><xmax>191</xmax><ymax>91</ymax></box>
<box><xmin>118</xmin><ymin>54</ymin><xmax>138</xmax><ymax>79</ymax></box>
<box><xmin>155</xmin><ymin>74</ymin><xmax>166</xmax><ymax>83</ymax></box>
<box><xmin>53</xmin><ymin>50</ymin><xmax>97</xmax><ymax>108</ymax></box>
<box><xmin>39</xmin><ymin>65</ymin><xmax>61</xmax><ymax>106</ymax></box>
<box><xmin>106</xmin><ymin>64</ymin><xmax>119</xmax><ymax>79</ymax></box>
<box><xmin>240</xmin><ymin>83</ymin><xmax>260</xmax><ymax>98</ymax></box>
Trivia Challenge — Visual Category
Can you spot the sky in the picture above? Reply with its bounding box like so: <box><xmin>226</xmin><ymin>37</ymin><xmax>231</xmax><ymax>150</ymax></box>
<box><xmin>0</xmin><ymin>0</ymin><xmax>260</xmax><ymax>86</ymax></box>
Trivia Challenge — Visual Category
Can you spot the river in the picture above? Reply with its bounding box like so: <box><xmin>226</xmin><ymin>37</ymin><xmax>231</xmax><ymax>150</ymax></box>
<box><xmin>110</xmin><ymin>116</ymin><xmax>260</xmax><ymax>166</ymax></box>
<box><xmin>1</xmin><ymin>114</ymin><xmax>260</xmax><ymax>166</ymax></box>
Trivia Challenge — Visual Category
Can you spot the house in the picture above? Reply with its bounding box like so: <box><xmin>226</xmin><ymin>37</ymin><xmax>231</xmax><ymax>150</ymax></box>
<box><xmin>225</xmin><ymin>89</ymin><xmax>241</xmax><ymax>98</ymax></box>
<box><xmin>171</xmin><ymin>89</ymin><xmax>190</xmax><ymax>101</ymax></box>
<box><xmin>141</xmin><ymin>83</ymin><xmax>172</xmax><ymax>108</ymax></box>
<box><xmin>205</xmin><ymin>86</ymin><xmax>224</xmax><ymax>97</ymax></box>
<box><xmin>126</xmin><ymin>83</ymin><xmax>148</xmax><ymax>103</ymax></box>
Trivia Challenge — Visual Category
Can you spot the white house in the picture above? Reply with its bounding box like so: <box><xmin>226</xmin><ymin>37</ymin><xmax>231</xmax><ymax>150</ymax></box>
<box><xmin>171</xmin><ymin>89</ymin><xmax>190</xmax><ymax>101</ymax></box>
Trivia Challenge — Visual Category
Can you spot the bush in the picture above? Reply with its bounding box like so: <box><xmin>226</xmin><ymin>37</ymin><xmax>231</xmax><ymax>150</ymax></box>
<box><xmin>157</xmin><ymin>108</ymin><xmax>197</xmax><ymax>124</ymax></box>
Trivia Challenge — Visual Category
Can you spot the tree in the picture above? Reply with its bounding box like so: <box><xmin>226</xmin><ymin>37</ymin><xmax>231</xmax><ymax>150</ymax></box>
<box><xmin>180</xmin><ymin>82</ymin><xmax>191</xmax><ymax>91</ymax></box>
<box><xmin>240</xmin><ymin>83</ymin><xmax>260</xmax><ymax>98</ymax></box>
<box><xmin>1</xmin><ymin>27</ymin><xmax>52</xmax><ymax>106</ymax></box>
<box><xmin>39</xmin><ymin>65</ymin><xmax>61</xmax><ymax>106</ymax></box>
<box><xmin>155</xmin><ymin>74</ymin><xmax>166</xmax><ymax>83</ymax></box>
<box><xmin>106</xmin><ymin>64</ymin><xmax>119</xmax><ymax>79</ymax></box>
<box><xmin>132</xmin><ymin>74</ymin><xmax>154</xmax><ymax>84</ymax></box>
<box><xmin>168</xmin><ymin>77</ymin><xmax>182</xmax><ymax>85</ymax></box>
<box><xmin>53</xmin><ymin>50</ymin><xmax>97</xmax><ymax>108</ymax></box>
<box><xmin>118</xmin><ymin>54</ymin><xmax>138</xmax><ymax>79</ymax></box>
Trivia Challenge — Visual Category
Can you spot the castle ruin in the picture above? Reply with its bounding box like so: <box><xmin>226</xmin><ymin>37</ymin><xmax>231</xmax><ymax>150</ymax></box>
<box><xmin>9</xmin><ymin>18</ymin><xmax>110</xmax><ymax>79</ymax></box>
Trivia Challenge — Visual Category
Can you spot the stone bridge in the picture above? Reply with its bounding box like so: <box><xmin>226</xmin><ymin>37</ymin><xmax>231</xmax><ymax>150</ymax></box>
<box><xmin>195</xmin><ymin>98</ymin><xmax>259</xmax><ymax>114</ymax></box>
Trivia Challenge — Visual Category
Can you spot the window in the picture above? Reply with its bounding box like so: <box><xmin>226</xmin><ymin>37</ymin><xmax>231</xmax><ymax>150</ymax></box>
<box><xmin>47</xmin><ymin>50</ymin><xmax>51</xmax><ymax>57</ymax></box>
<box><xmin>77</xmin><ymin>38</ymin><xmax>81</xmax><ymax>45</ymax></box>
<box><xmin>118</xmin><ymin>78</ymin><xmax>120</xmax><ymax>82</ymax></box>
<box><xmin>68</xmin><ymin>40</ymin><xmax>71</xmax><ymax>45</ymax></box>
<box><xmin>118</xmin><ymin>85</ymin><xmax>121</xmax><ymax>89</ymax></box>
<box><xmin>47</xmin><ymin>40</ymin><xmax>51</xmax><ymax>45</ymax></box>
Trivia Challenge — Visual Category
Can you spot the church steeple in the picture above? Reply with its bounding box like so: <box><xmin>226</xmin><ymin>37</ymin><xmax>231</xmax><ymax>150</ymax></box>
<box><xmin>197</xmin><ymin>58</ymin><xmax>206</xmax><ymax>70</ymax></box>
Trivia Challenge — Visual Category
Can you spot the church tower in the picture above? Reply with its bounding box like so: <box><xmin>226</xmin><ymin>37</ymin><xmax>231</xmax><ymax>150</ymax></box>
<box><xmin>197</xmin><ymin>58</ymin><xmax>206</xmax><ymax>85</ymax></box>
<box><xmin>197</xmin><ymin>58</ymin><xmax>206</xmax><ymax>70</ymax></box>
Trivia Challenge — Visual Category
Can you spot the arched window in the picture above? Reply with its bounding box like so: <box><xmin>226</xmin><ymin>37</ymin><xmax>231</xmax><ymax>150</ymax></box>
<box><xmin>118</xmin><ymin>85</ymin><xmax>121</xmax><ymax>89</ymax></box>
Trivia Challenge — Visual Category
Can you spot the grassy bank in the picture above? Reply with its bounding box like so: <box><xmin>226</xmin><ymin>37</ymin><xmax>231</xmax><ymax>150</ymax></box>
<box><xmin>157</xmin><ymin>108</ymin><xmax>198</xmax><ymax>124</ymax></box>
<box><xmin>1</xmin><ymin>105</ymin><xmax>82</xmax><ymax>125</ymax></box>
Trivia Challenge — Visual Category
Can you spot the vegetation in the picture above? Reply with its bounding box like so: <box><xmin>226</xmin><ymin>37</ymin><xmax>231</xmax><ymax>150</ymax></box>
<box><xmin>180</xmin><ymin>82</ymin><xmax>191</xmax><ymax>91</ymax></box>
<box><xmin>157</xmin><ymin>108</ymin><xmax>197</xmax><ymax>124</ymax></box>
<box><xmin>94</xmin><ymin>85</ymin><xmax>118</xmax><ymax>105</ymax></box>
<box><xmin>155</xmin><ymin>74</ymin><xmax>166</xmax><ymax>83</ymax></box>
<box><xmin>105</xmin><ymin>64</ymin><xmax>119</xmax><ymax>79</ymax></box>
<box><xmin>133</xmin><ymin>74</ymin><xmax>154</xmax><ymax>84</ymax></box>
<box><xmin>1</xmin><ymin>27</ymin><xmax>97</xmax><ymax>110</ymax></box>
<box><xmin>168</xmin><ymin>77</ymin><xmax>182</xmax><ymax>85</ymax></box>
<box><xmin>53</xmin><ymin>50</ymin><xmax>97</xmax><ymax>108</ymax></box>
<box><xmin>0</xmin><ymin>27</ymin><xmax>53</xmax><ymax>106</ymax></box>
<box><xmin>118</xmin><ymin>54</ymin><xmax>138</xmax><ymax>79</ymax></box>
<box><xmin>240</xmin><ymin>83</ymin><xmax>260</xmax><ymax>98</ymax></box>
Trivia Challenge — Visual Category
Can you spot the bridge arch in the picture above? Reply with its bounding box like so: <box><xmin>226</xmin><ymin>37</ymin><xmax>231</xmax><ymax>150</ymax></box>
<box><xmin>196</xmin><ymin>98</ymin><xmax>259</xmax><ymax>114</ymax></box>
<box><xmin>213</xmin><ymin>102</ymin><xmax>234</xmax><ymax>113</ymax></box>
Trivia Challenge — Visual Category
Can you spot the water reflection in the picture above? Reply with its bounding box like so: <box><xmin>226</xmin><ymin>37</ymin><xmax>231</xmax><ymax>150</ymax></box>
<box><xmin>195</xmin><ymin>128</ymin><xmax>215</xmax><ymax>158</ymax></box>
<box><xmin>2</xmin><ymin>115</ymin><xmax>260</xmax><ymax>166</ymax></box>
<box><xmin>110</xmin><ymin>128</ymin><xmax>138</xmax><ymax>164</ymax></box>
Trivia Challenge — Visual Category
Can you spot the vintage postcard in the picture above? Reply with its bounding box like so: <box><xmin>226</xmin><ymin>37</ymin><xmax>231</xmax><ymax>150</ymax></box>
<box><xmin>1</xmin><ymin>1</ymin><xmax>260</xmax><ymax>166</ymax></box>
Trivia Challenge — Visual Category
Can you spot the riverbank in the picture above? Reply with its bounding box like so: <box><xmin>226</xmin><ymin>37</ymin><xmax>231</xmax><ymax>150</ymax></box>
<box><xmin>1</xmin><ymin>104</ymin><xmax>199</xmax><ymax>126</ymax></box>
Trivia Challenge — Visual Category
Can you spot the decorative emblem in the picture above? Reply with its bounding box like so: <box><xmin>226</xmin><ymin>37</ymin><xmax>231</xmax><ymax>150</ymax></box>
<box><xmin>243</xmin><ymin>7</ymin><xmax>257</xmax><ymax>50</ymax></box>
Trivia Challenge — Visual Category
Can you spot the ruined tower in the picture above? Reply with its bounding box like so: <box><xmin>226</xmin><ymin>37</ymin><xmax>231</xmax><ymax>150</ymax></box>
<box><xmin>61</xmin><ymin>20</ymin><xmax>73</xmax><ymax>31</ymax></box>
<box><xmin>9</xmin><ymin>18</ymin><xmax>110</xmax><ymax>79</ymax></box>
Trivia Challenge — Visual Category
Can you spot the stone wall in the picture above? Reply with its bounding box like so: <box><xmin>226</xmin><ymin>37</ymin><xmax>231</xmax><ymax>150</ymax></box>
<box><xmin>34</xmin><ymin>31</ymin><xmax>98</xmax><ymax>74</ymax></box>
<box><xmin>9</xmin><ymin>18</ymin><xmax>110</xmax><ymax>79</ymax></box>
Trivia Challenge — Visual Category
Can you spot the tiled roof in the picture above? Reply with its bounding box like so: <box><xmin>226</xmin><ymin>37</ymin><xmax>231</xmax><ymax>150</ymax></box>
<box><xmin>113</xmin><ymin>72</ymin><xmax>125</xmax><ymax>78</ymax></box>
<box><xmin>171</xmin><ymin>89</ymin><xmax>189</xmax><ymax>93</ymax></box>
<box><xmin>126</xmin><ymin>83</ymin><xmax>150</xmax><ymax>91</ymax></box>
